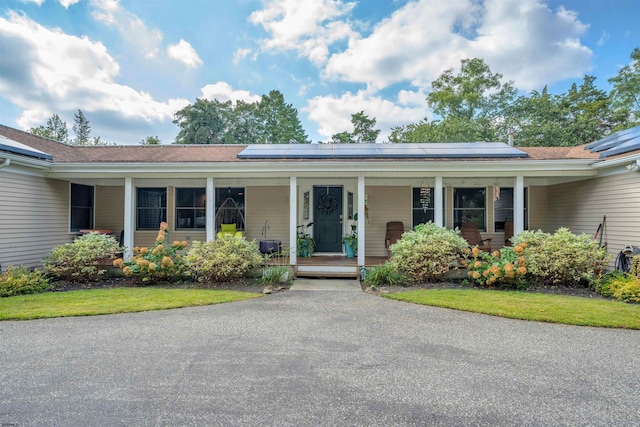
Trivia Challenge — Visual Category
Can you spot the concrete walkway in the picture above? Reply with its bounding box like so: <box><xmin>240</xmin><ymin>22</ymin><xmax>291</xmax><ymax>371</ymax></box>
<box><xmin>1</xmin><ymin>288</ymin><xmax>639</xmax><ymax>426</ymax></box>
<box><xmin>290</xmin><ymin>278</ymin><xmax>362</xmax><ymax>291</ymax></box>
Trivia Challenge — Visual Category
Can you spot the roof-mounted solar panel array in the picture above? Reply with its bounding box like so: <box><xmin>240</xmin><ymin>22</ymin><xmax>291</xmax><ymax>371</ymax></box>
<box><xmin>0</xmin><ymin>134</ymin><xmax>53</xmax><ymax>160</ymax></box>
<box><xmin>237</xmin><ymin>142</ymin><xmax>529</xmax><ymax>159</ymax></box>
<box><xmin>585</xmin><ymin>125</ymin><xmax>640</xmax><ymax>158</ymax></box>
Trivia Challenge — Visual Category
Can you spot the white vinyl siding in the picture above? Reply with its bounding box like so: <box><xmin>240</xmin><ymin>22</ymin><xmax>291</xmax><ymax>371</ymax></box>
<box><xmin>547</xmin><ymin>172</ymin><xmax>640</xmax><ymax>270</ymax></box>
<box><xmin>245</xmin><ymin>186</ymin><xmax>289</xmax><ymax>245</ymax></box>
<box><xmin>365</xmin><ymin>186</ymin><xmax>411</xmax><ymax>257</ymax></box>
<box><xmin>0</xmin><ymin>171</ymin><xmax>73</xmax><ymax>269</ymax></box>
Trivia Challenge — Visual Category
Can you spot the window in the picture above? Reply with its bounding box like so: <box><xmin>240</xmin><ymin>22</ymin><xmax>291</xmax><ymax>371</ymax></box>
<box><xmin>215</xmin><ymin>187</ymin><xmax>245</xmax><ymax>231</ymax></box>
<box><xmin>70</xmin><ymin>183</ymin><xmax>94</xmax><ymax>232</ymax></box>
<box><xmin>137</xmin><ymin>188</ymin><xmax>167</xmax><ymax>230</ymax></box>
<box><xmin>454</xmin><ymin>188</ymin><xmax>486</xmax><ymax>231</ymax></box>
<box><xmin>176</xmin><ymin>188</ymin><xmax>206</xmax><ymax>229</ymax></box>
<box><xmin>412</xmin><ymin>187</ymin><xmax>445</xmax><ymax>227</ymax></box>
<box><xmin>494</xmin><ymin>187</ymin><xmax>529</xmax><ymax>231</ymax></box>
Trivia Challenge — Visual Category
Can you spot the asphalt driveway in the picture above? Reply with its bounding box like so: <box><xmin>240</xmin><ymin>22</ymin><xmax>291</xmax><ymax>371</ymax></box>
<box><xmin>1</xmin><ymin>287</ymin><xmax>639</xmax><ymax>426</ymax></box>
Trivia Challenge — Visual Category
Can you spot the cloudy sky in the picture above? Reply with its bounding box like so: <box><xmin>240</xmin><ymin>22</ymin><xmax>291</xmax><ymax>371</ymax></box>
<box><xmin>0</xmin><ymin>0</ymin><xmax>638</xmax><ymax>144</ymax></box>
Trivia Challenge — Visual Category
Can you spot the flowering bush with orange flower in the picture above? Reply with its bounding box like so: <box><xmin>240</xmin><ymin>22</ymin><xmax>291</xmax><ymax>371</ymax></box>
<box><xmin>464</xmin><ymin>244</ymin><xmax>529</xmax><ymax>289</ymax></box>
<box><xmin>113</xmin><ymin>222</ymin><xmax>189</xmax><ymax>284</ymax></box>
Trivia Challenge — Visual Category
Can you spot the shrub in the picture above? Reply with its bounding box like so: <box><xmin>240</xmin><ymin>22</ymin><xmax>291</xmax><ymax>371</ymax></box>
<box><xmin>595</xmin><ymin>257</ymin><xmax>640</xmax><ymax>303</ymax></box>
<box><xmin>0</xmin><ymin>265</ymin><xmax>51</xmax><ymax>297</ymax></box>
<box><xmin>389</xmin><ymin>222</ymin><xmax>468</xmax><ymax>282</ymax></box>
<box><xmin>258</xmin><ymin>266</ymin><xmax>290</xmax><ymax>286</ymax></box>
<box><xmin>465</xmin><ymin>245</ymin><xmax>528</xmax><ymax>289</ymax></box>
<box><xmin>363</xmin><ymin>263</ymin><xmax>408</xmax><ymax>287</ymax></box>
<box><xmin>513</xmin><ymin>227</ymin><xmax>609</xmax><ymax>287</ymax></box>
<box><xmin>113</xmin><ymin>223</ymin><xmax>189</xmax><ymax>284</ymax></box>
<box><xmin>43</xmin><ymin>232</ymin><xmax>122</xmax><ymax>282</ymax></box>
<box><xmin>185</xmin><ymin>237</ymin><xmax>263</xmax><ymax>283</ymax></box>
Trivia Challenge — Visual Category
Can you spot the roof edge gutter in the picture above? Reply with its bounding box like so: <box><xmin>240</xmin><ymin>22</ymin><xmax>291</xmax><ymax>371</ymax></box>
<box><xmin>591</xmin><ymin>154</ymin><xmax>640</xmax><ymax>169</ymax></box>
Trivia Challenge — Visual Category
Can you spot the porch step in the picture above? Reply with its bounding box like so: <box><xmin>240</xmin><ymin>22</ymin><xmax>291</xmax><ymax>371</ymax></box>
<box><xmin>294</xmin><ymin>265</ymin><xmax>359</xmax><ymax>279</ymax></box>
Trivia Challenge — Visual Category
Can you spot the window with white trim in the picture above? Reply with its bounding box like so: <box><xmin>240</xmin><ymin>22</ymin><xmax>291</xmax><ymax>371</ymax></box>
<box><xmin>137</xmin><ymin>188</ymin><xmax>167</xmax><ymax>230</ymax></box>
<box><xmin>176</xmin><ymin>188</ymin><xmax>206</xmax><ymax>229</ymax></box>
<box><xmin>412</xmin><ymin>187</ymin><xmax>445</xmax><ymax>227</ymax></box>
<box><xmin>70</xmin><ymin>183</ymin><xmax>94</xmax><ymax>232</ymax></box>
<box><xmin>454</xmin><ymin>188</ymin><xmax>486</xmax><ymax>231</ymax></box>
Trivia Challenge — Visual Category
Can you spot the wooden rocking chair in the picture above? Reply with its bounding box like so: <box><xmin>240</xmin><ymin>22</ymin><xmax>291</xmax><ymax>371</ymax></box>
<box><xmin>460</xmin><ymin>222</ymin><xmax>492</xmax><ymax>252</ymax></box>
<box><xmin>385</xmin><ymin>221</ymin><xmax>404</xmax><ymax>259</ymax></box>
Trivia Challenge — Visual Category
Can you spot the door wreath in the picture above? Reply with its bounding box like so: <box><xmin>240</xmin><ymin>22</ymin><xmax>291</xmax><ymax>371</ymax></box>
<box><xmin>317</xmin><ymin>193</ymin><xmax>338</xmax><ymax>215</ymax></box>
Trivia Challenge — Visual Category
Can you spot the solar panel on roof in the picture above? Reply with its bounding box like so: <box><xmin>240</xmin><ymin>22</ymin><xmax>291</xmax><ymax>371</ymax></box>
<box><xmin>0</xmin><ymin>134</ymin><xmax>53</xmax><ymax>160</ymax></box>
<box><xmin>583</xmin><ymin>125</ymin><xmax>640</xmax><ymax>158</ymax></box>
<box><xmin>237</xmin><ymin>142</ymin><xmax>528</xmax><ymax>159</ymax></box>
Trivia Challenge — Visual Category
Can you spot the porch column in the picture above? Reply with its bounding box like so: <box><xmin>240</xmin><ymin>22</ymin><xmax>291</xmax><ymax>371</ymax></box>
<box><xmin>206</xmin><ymin>177</ymin><xmax>215</xmax><ymax>241</ymax></box>
<box><xmin>123</xmin><ymin>177</ymin><xmax>134</xmax><ymax>260</ymax></box>
<box><xmin>514</xmin><ymin>175</ymin><xmax>525</xmax><ymax>235</ymax></box>
<box><xmin>434</xmin><ymin>176</ymin><xmax>444</xmax><ymax>227</ymax></box>
<box><xmin>289</xmin><ymin>176</ymin><xmax>297</xmax><ymax>265</ymax></box>
<box><xmin>357</xmin><ymin>176</ymin><xmax>366</xmax><ymax>266</ymax></box>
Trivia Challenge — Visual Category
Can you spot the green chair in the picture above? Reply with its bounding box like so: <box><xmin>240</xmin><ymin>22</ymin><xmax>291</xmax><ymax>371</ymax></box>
<box><xmin>217</xmin><ymin>223</ymin><xmax>243</xmax><ymax>239</ymax></box>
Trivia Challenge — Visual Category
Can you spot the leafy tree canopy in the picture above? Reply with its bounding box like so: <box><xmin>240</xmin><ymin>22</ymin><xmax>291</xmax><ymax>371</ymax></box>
<box><xmin>29</xmin><ymin>114</ymin><xmax>68</xmax><ymax>143</ymax></box>
<box><xmin>173</xmin><ymin>90</ymin><xmax>309</xmax><ymax>144</ymax></box>
<box><xmin>331</xmin><ymin>111</ymin><xmax>381</xmax><ymax>143</ymax></box>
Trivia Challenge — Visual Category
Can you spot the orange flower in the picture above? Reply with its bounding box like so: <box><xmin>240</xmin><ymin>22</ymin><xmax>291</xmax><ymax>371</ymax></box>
<box><xmin>513</xmin><ymin>245</ymin><xmax>524</xmax><ymax>254</ymax></box>
<box><xmin>517</xmin><ymin>266</ymin><xmax>527</xmax><ymax>275</ymax></box>
<box><xmin>113</xmin><ymin>258</ymin><xmax>123</xmax><ymax>268</ymax></box>
<box><xmin>474</xmin><ymin>261</ymin><xmax>482</xmax><ymax>268</ymax></box>
<box><xmin>181</xmin><ymin>241</ymin><xmax>188</xmax><ymax>248</ymax></box>
<box><xmin>132</xmin><ymin>246</ymin><xmax>140</xmax><ymax>254</ymax></box>
<box><xmin>472</xmin><ymin>247</ymin><xmax>480</xmax><ymax>258</ymax></box>
<box><xmin>156</xmin><ymin>233</ymin><xmax>165</xmax><ymax>243</ymax></box>
<box><xmin>173</xmin><ymin>241</ymin><xmax>181</xmax><ymax>248</ymax></box>
<box><xmin>148</xmin><ymin>262</ymin><xmax>157</xmax><ymax>271</ymax></box>
<box><xmin>520</xmin><ymin>242</ymin><xmax>528</xmax><ymax>248</ymax></box>
<box><xmin>159</xmin><ymin>222</ymin><xmax>169</xmax><ymax>231</ymax></box>
<box><xmin>467</xmin><ymin>270</ymin><xmax>474</xmax><ymax>277</ymax></box>
<box><xmin>492</xmin><ymin>251</ymin><xmax>500</xmax><ymax>257</ymax></box>
<box><xmin>472</xmin><ymin>271</ymin><xmax>481</xmax><ymax>280</ymax></box>
<box><xmin>123</xmin><ymin>266</ymin><xmax>133</xmax><ymax>276</ymax></box>
<box><xmin>140</xmin><ymin>247</ymin><xmax>149</xmax><ymax>255</ymax></box>
<box><xmin>504</xmin><ymin>263</ymin><xmax>514</xmax><ymax>272</ymax></box>
<box><xmin>162</xmin><ymin>256</ymin><xmax>174</xmax><ymax>268</ymax></box>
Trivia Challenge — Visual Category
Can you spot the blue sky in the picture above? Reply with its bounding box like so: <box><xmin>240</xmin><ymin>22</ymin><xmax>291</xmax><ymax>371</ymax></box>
<box><xmin>0</xmin><ymin>0</ymin><xmax>638</xmax><ymax>145</ymax></box>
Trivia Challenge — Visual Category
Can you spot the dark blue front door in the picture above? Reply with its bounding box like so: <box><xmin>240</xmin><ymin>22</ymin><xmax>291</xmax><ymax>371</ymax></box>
<box><xmin>313</xmin><ymin>186</ymin><xmax>343</xmax><ymax>252</ymax></box>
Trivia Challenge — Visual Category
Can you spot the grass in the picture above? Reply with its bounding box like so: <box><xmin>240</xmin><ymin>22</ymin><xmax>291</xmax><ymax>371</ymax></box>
<box><xmin>0</xmin><ymin>288</ymin><xmax>262</xmax><ymax>320</ymax></box>
<box><xmin>382</xmin><ymin>289</ymin><xmax>640</xmax><ymax>329</ymax></box>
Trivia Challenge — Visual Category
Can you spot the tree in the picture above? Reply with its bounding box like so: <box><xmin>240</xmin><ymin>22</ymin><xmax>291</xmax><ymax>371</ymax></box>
<box><xmin>256</xmin><ymin>90</ymin><xmax>309</xmax><ymax>144</ymax></box>
<box><xmin>29</xmin><ymin>114</ymin><xmax>69</xmax><ymax>143</ymax></box>
<box><xmin>331</xmin><ymin>111</ymin><xmax>381</xmax><ymax>143</ymax></box>
<box><xmin>608</xmin><ymin>47</ymin><xmax>640</xmax><ymax>127</ymax></box>
<box><xmin>72</xmin><ymin>109</ymin><xmax>91</xmax><ymax>145</ymax></box>
<box><xmin>390</xmin><ymin>58</ymin><xmax>516</xmax><ymax>143</ymax></box>
<box><xmin>173</xmin><ymin>98</ymin><xmax>235</xmax><ymax>144</ymax></box>
<box><xmin>140</xmin><ymin>136</ymin><xmax>161</xmax><ymax>145</ymax></box>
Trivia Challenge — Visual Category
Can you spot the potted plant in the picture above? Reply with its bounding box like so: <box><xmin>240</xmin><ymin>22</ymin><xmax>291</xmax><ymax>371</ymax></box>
<box><xmin>296</xmin><ymin>222</ymin><xmax>315</xmax><ymax>258</ymax></box>
<box><xmin>342</xmin><ymin>213</ymin><xmax>358</xmax><ymax>258</ymax></box>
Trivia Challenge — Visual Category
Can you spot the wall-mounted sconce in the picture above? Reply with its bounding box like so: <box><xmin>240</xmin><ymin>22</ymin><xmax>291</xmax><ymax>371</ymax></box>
<box><xmin>626</xmin><ymin>159</ymin><xmax>640</xmax><ymax>172</ymax></box>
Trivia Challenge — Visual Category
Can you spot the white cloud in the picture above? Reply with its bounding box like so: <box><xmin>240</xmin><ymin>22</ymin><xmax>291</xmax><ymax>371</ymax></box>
<box><xmin>18</xmin><ymin>0</ymin><xmax>45</xmax><ymax>5</ymax></box>
<box><xmin>304</xmin><ymin>90</ymin><xmax>427</xmax><ymax>142</ymax></box>
<box><xmin>233</xmin><ymin>48</ymin><xmax>253</xmax><ymax>64</ymax></box>
<box><xmin>167</xmin><ymin>39</ymin><xmax>203</xmax><ymax>69</ymax></box>
<box><xmin>597</xmin><ymin>30</ymin><xmax>610</xmax><ymax>46</ymax></box>
<box><xmin>200</xmin><ymin>82</ymin><xmax>261</xmax><ymax>104</ymax></box>
<box><xmin>319</xmin><ymin>0</ymin><xmax>592</xmax><ymax>92</ymax></box>
<box><xmin>90</xmin><ymin>0</ymin><xmax>164</xmax><ymax>59</ymax></box>
<box><xmin>249</xmin><ymin>0</ymin><xmax>359</xmax><ymax>65</ymax></box>
<box><xmin>0</xmin><ymin>12</ymin><xmax>188</xmax><ymax>133</ymax></box>
<box><xmin>59</xmin><ymin>0</ymin><xmax>81</xmax><ymax>8</ymax></box>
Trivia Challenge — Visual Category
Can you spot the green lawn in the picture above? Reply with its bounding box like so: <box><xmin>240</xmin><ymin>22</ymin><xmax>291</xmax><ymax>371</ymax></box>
<box><xmin>0</xmin><ymin>288</ymin><xmax>261</xmax><ymax>320</ymax></box>
<box><xmin>383</xmin><ymin>289</ymin><xmax>640</xmax><ymax>329</ymax></box>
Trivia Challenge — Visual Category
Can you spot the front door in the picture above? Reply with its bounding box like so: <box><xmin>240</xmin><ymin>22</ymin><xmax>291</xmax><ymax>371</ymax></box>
<box><xmin>313</xmin><ymin>186</ymin><xmax>343</xmax><ymax>252</ymax></box>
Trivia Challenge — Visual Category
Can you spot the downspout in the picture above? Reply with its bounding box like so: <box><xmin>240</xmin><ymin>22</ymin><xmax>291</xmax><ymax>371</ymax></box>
<box><xmin>0</xmin><ymin>158</ymin><xmax>10</xmax><ymax>169</ymax></box>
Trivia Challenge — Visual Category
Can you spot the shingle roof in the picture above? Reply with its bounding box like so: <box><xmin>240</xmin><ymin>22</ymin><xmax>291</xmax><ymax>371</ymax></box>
<box><xmin>0</xmin><ymin>124</ymin><xmax>604</xmax><ymax>163</ymax></box>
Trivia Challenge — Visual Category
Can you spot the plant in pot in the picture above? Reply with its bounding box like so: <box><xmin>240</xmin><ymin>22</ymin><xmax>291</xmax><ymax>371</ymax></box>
<box><xmin>342</xmin><ymin>213</ymin><xmax>358</xmax><ymax>258</ymax></box>
<box><xmin>296</xmin><ymin>222</ymin><xmax>315</xmax><ymax>258</ymax></box>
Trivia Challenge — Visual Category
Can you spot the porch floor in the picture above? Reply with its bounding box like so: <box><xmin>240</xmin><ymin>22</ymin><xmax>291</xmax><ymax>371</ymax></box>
<box><xmin>266</xmin><ymin>255</ymin><xmax>387</xmax><ymax>267</ymax></box>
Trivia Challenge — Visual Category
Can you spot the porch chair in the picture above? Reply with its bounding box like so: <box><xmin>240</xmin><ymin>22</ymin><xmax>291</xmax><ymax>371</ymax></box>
<box><xmin>216</xmin><ymin>223</ymin><xmax>244</xmax><ymax>239</ymax></box>
<box><xmin>385</xmin><ymin>221</ymin><xmax>405</xmax><ymax>259</ymax></box>
<box><xmin>503</xmin><ymin>221</ymin><xmax>514</xmax><ymax>246</ymax></box>
<box><xmin>460</xmin><ymin>221</ymin><xmax>492</xmax><ymax>252</ymax></box>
